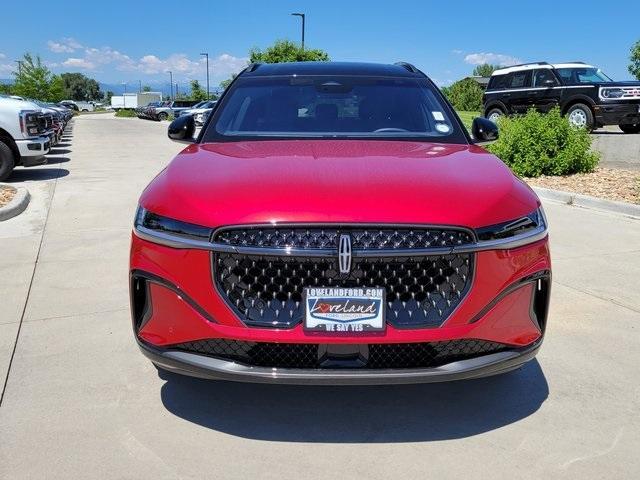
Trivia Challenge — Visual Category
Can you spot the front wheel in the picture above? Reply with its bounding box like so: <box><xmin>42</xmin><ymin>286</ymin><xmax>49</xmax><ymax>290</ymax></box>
<box><xmin>0</xmin><ymin>141</ymin><xmax>16</xmax><ymax>182</ymax></box>
<box><xmin>619</xmin><ymin>123</ymin><xmax>640</xmax><ymax>134</ymax></box>
<box><xmin>157</xmin><ymin>112</ymin><xmax>168</xmax><ymax>121</ymax></box>
<box><xmin>566</xmin><ymin>103</ymin><xmax>594</xmax><ymax>131</ymax></box>
<box><xmin>486</xmin><ymin>108</ymin><xmax>504</xmax><ymax>124</ymax></box>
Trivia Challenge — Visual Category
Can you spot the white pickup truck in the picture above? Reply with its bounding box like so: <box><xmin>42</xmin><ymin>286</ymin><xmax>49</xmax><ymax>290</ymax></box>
<box><xmin>0</xmin><ymin>96</ymin><xmax>52</xmax><ymax>181</ymax></box>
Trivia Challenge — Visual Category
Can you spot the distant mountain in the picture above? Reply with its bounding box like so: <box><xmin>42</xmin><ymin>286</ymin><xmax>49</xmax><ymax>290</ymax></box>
<box><xmin>0</xmin><ymin>78</ymin><xmax>12</xmax><ymax>85</ymax></box>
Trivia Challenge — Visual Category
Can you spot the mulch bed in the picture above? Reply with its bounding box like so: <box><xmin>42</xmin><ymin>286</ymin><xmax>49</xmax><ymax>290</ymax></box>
<box><xmin>0</xmin><ymin>185</ymin><xmax>16</xmax><ymax>208</ymax></box>
<box><xmin>524</xmin><ymin>168</ymin><xmax>640</xmax><ymax>205</ymax></box>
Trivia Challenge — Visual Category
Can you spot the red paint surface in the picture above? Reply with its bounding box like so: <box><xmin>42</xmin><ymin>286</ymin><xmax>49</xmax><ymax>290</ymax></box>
<box><xmin>133</xmin><ymin>139</ymin><xmax>550</xmax><ymax>348</ymax></box>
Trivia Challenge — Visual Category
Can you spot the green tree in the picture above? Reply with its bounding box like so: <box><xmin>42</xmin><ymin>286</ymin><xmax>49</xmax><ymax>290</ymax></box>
<box><xmin>12</xmin><ymin>53</ymin><xmax>57</xmax><ymax>101</ymax></box>
<box><xmin>48</xmin><ymin>75</ymin><xmax>65</xmax><ymax>102</ymax></box>
<box><xmin>441</xmin><ymin>77</ymin><xmax>484</xmax><ymax>111</ymax></box>
<box><xmin>220</xmin><ymin>73</ymin><xmax>237</xmax><ymax>91</ymax></box>
<box><xmin>60</xmin><ymin>72</ymin><xmax>101</xmax><ymax>100</ymax></box>
<box><xmin>0</xmin><ymin>83</ymin><xmax>12</xmax><ymax>95</ymax></box>
<box><xmin>249</xmin><ymin>39</ymin><xmax>329</xmax><ymax>63</ymax></box>
<box><xmin>629</xmin><ymin>39</ymin><xmax>640</xmax><ymax>80</ymax></box>
<box><xmin>142</xmin><ymin>85</ymin><xmax>152</xmax><ymax>92</ymax></box>
<box><xmin>472</xmin><ymin>64</ymin><xmax>500</xmax><ymax>77</ymax></box>
<box><xmin>104</xmin><ymin>90</ymin><xmax>114</xmax><ymax>103</ymax></box>
<box><xmin>189</xmin><ymin>79</ymin><xmax>207</xmax><ymax>101</ymax></box>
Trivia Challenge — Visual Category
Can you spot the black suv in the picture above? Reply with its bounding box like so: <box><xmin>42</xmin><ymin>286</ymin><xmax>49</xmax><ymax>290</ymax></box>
<box><xmin>483</xmin><ymin>62</ymin><xmax>640</xmax><ymax>133</ymax></box>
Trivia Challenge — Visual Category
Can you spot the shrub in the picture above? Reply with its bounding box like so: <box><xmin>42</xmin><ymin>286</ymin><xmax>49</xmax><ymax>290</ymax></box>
<box><xmin>114</xmin><ymin>109</ymin><xmax>137</xmax><ymax>118</ymax></box>
<box><xmin>487</xmin><ymin>108</ymin><xmax>599</xmax><ymax>177</ymax></box>
<box><xmin>441</xmin><ymin>78</ymin><xmax>483</xmax><ymax>112</ymax></box>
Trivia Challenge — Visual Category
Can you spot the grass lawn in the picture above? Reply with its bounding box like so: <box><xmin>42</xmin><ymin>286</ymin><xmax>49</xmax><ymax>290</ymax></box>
<box><xmin>456</xmin><ymin>111</ymin><xmax>481</xmax><ymax>131</ymax></box>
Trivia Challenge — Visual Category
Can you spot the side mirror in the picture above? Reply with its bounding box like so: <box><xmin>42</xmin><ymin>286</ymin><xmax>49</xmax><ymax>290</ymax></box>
<box><xmin>168</xmin><ymin>115</ymin><xmax>196</xmax><ymax>143</ymax></box>
<box><xmin>472</xmin><ymin>117</ymin><xmax>499</xmax><ymax>142</ymax></box>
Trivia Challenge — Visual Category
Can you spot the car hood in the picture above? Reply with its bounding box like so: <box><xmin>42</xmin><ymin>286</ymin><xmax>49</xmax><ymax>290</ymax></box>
<box><xmin>140</xmin><ymin>140</ymin><xmax>539</xmax><ymax>229</ymax></box>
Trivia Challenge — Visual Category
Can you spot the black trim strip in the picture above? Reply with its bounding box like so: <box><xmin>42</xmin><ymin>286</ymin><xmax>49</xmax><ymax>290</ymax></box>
<box><xmin>130</xmin><ymin>270</ymin><xmax>218</xmax><ymax>324</ymax></box>
<box><xmin>469</xmin><ymin>270</ymin><xmax>551</xmax><ymax>324</ymax></box>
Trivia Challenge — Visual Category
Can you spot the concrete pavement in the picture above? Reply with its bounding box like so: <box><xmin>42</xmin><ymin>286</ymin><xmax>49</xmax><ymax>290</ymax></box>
<box><xmin>1</xmin><ymin>115</ymin><xmax>639</xmax><ymax>479</ymax></box>
<box><xmin>592</xmin><ymin>126</ymin><xmax>640</xmax><ymax>170</ymax></box>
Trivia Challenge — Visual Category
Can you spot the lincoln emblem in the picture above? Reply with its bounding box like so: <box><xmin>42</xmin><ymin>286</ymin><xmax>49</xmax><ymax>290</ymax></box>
<box><xmin>338</xmin><ymin>234</ymin><xmax>352</xmax><ymax>274</ymax></box>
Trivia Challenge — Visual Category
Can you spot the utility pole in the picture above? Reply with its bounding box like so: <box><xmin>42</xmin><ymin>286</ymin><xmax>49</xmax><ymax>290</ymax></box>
<box><xmin>200</xmin><ymin>52</ymin><xmax>210</xmax><ymax>99</ymax></box>
<box><xmin>139</xmin><ymin>80</ymin><xmax>142</xmax><ymax>93</ymax></box>
<box><xmin>122</xmin><ymin>82</ymin><xmax>127</xmax><ymax>108</ymax></box>
<box><xmin>291</xmin><ymin>13</ymin><xmax>305</xmax><ymax>50</ymax></box>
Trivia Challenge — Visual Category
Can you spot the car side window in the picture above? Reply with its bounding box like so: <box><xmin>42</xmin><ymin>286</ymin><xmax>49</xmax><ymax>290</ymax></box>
<box><xmin>488</xmin><ymin>74</ymin><xmax>509</xmax><ymax>90</ymax></box>
<box><xmin>533</xmin><ymin>69</ymin><xmax>559</xmax><ymax>87</ymax></box>
<box><xmin>509</xmin><ymin>71</ymin><xmax>531</xmax><ymax>89</ymax></box>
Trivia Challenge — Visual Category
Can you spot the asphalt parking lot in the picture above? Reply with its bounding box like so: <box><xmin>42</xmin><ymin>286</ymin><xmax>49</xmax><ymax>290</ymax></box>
<box><xmin>1</xmin><ymin>114</ymin><xmax>640</xmax><ymax>479</ymax></box>
<box><xmin>592</xmin><ymin>126</ymin><xmax>640</xmax><ymax>170</ymax></box>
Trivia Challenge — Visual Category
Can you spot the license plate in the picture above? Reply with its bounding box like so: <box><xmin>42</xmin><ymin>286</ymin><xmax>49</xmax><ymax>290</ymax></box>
<box><xmin>304</xmin><ymin>287</ymin><xmax>385</xmax><ymax>333</ymax></box>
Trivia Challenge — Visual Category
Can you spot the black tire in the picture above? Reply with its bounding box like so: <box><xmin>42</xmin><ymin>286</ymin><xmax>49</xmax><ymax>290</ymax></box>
<box><xmin>486</xmin><ymin>108</ymin><xmax>504</xmax><ymax>123</ymax></box>
<box><xmin>566</xmin><ymin>103</ymin><xmax>594</xmax><ymax>131</ymax></box>
<box><xmin>158</xmin><ymin>112</ymin><xmax>168</xmax><ymax>121</ymax></box>
<box><xmin>0</xmin><ymin>141</ymin><xmax>16</xmax><ymax>182</ymax></box>
<box><xmin>619</xmin><ymin>123</ymin><xmax>640</xmax><ymax>134</ymax></box>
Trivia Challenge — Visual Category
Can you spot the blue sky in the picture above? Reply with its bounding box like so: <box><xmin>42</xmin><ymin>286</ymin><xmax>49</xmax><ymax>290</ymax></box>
<box><xmin>1</xmin><ymin>0</ymin><xmax>638</xmax><ymax>90</ymax></box>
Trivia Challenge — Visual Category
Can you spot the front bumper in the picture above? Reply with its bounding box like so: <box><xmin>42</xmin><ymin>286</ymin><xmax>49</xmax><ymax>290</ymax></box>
<box><xmin>139</xmin><ymin>338</ymin><xmax>542</xmax><ymax>385</ymax></box>
<box><xmin>15</xmin><ymin>136</ymin><xmax>50</xmax><ymax>158</ymax></box>
<box><xmin>595</xmin><ymin>101</ymin><xmax>640</xmax><ymax>126</ymax></box>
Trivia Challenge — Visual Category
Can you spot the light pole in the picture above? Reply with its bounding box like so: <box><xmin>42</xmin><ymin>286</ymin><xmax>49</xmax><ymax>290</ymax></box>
<box><xmin>200</xmin><ymin>52</ymin><xmax>210</xmax><ymax>99</ymax></box>
<box><xmin>139</xmin><ymin>80</ymin><xmax>142</xmax><ymax>93</ymax></box>
<box><xmin>122</xmin><ymin>82</ymin><xmax>127</xmax><ymax>108</ymax></box>
<box><xmin>291</xmin><ymin>13</ymin><xmax>305</xmax><ymax>50</ymax></box>
<box><xmin>167</xmin><ymin>70</ymin><xmax>173</xmax><ymax>100</ymax></box>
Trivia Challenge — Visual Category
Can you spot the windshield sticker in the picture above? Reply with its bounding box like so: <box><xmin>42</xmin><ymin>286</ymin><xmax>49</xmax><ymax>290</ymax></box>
<box><xmin>432</xmin><ymin>111</ymin><xmax>445</xmax><ymax>121</ymax></box>
<box><xmin>435</xmin><ymin>123</ymin><xmax>450</xmax><ymax>133</ymax></box>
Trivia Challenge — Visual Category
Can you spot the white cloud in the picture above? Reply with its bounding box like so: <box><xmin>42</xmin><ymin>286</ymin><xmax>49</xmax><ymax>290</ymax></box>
<box><xmin>63</xmin><ymin>58</ymin><xmax>96</xmax><ymax>69</ymax></box>
<box><xmin>0</xmin><ymin>53</ymin><xmax>6</xmax><ymax>59</ymax></box>
<box><xmin>48</xmin><ymin>38</ymin><xmax>83</xmax><ymax>53</ymax></box>
<box><xmin>451</xmin><ymin>49</ymin><xmax>463</xmax><ymax>55</ymax></box>
<box><xmin>464</xmin><ymin>52</ymin><xmax>521</xmax><ymax>66</ymax></box>
<box><xmin>57</xmin><ymin>42</ymin><xmax>248</xmax><ymax>80</ymax></box>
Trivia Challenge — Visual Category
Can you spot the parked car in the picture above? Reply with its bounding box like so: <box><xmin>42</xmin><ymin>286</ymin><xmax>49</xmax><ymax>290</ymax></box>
<box><xmin>177</xmin><ymin>100</ymin><xmax>216</xmax><ymax>117</ymax></box>
<box><xmin>58</xmin><ymin>101</ymin><xmax>79</xmax><ymax>112</ymax></box>
<box><xmin>184</xmin><ymin>101</ymin><xmax>217</xmax><ymax>125</ymax></box>
<box><xmin>0</xmin><ymin>96</ymin><xmax>53</xmax><ymax>180</ymax></box>
<box><xmin>483</xmin><ymin>61</ymin><xmax>640</xmax><ymax>132</ymax></box>
<box><xmin>130</xmin><ymin>61</ymin><xmax>551</xmax><ymax>384</ymax></box>
<box><xmin>147</xmin><ymin>100</ymin><xmax>200</xmax><ymax>120</ymax></box>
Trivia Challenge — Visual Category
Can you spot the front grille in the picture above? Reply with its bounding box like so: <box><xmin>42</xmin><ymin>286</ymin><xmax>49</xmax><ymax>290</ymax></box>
<box><xmin>214</xmin><ymin>226</ymin><xmax>474</xmax><ymax>250</ymax></box>
<box><xmin>214</xmin><ymin>252</ymin><xmax>473</xmax><ymax>328</ymax></box>
<box><xmin>173</xmin><ymin>339</ymin><xmax>507</xmax><ymax>369</ymax></box>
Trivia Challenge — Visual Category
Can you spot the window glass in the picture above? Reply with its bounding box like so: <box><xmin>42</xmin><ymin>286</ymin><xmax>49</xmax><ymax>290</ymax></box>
<box><xmin>509</xmin><ymin>71</ymin><xmax>531</xmax><ymax>89</ymax></box>
<box><xmin>205</xmin><ymin>75</ymin><xmax>467</xmax><ymax>143</ymax></box>
<box><xmin>488</xmin><ymin>74</ymin><xmax>509</xmax><ymax>90</ymax></box>
<box><xmin>556</xmin><ymin>68</ymin><xmax>613</xmax><ymax>84</ymax></box>
<box><xmin>533</xmin><ymin>69</ymin><xmax>558</xmax><ymax>87</ymax></box>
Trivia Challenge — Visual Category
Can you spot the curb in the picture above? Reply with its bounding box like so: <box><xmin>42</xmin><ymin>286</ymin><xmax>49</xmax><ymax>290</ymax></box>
<box><xmin>532</xmin><ymin>186</ymin><xmax>640</xmax><ymax>220</ymax></box>
<box><xmin>0</xmin><ymin>184</ymin><xmax>30</xmax><ymax>221</ymax></box>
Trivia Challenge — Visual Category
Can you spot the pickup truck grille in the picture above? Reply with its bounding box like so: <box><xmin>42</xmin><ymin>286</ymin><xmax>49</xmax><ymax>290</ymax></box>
<box><xmin>212</xmin><ymin>226</ymin><xmax>475</xmax><ymax>329</ymax></box>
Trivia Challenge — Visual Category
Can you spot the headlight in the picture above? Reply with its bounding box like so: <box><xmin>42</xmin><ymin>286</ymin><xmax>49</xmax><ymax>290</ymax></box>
<box><xmin>134</xmin><ymin>207</ymin><xmax>213</xmax><ymax>247</ymax></box>
<box><xmin>475</xmin><ymin>207</ymin><xmax>547</xmax><ymax>247</ymax></box>
<box><xmin>600</xmin><ymin>88</ymin><xmax>625</xmax><ymax>99</ymax></box>
<box><xmin>19</xmin><ymin>110</ymin><xmax>40</xmax><ymax>137</ymax></box>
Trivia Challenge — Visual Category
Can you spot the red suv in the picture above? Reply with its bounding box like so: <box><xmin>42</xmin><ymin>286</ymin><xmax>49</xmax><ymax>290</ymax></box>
<box><xmin>130</xmin><ymin>61</ymin><xmax>551</xmax><ymax>384</ymax></box>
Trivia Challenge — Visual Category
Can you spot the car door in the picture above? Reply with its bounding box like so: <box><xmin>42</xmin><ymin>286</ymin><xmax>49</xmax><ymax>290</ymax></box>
<box><xmin>531</xmin><ymin>69</ymin><xmax>561</xmax><ymax>112</ymax></box>
<box><xmin>506</xmin><ymin>70</ymin><xmax>533</xmax><ymax>114</ymax></box>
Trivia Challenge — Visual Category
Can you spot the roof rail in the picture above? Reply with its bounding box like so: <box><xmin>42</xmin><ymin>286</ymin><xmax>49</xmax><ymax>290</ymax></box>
<box><xmin>562</xmin><ymin>61</ymin><xmax>586</xmax><ymax>65</ymax></box>
<box><xmin>246</xmin><ymin>62</ymin><xmax>262</xmax><ymax>72</ymax></box>
<box><xmin>394</xmin><ymin>62</ymin><xmax>420</xmax><ymax>73</ymax></box>
<box><xmin>495</xmin><ymin>61</ymin><xmax>550</xmax><ymax>70</ymax></box>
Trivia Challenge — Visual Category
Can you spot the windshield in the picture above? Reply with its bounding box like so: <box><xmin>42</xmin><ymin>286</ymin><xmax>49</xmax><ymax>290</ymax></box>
<box><xmin>556</xmin><ymin>68</ymin><xmax>613</xmax><ymax>85</ymax></box>
<box><xmin>203</xmin><ymin>75</ymin><xmax>466</xmax><ymax>143</ymax></box>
